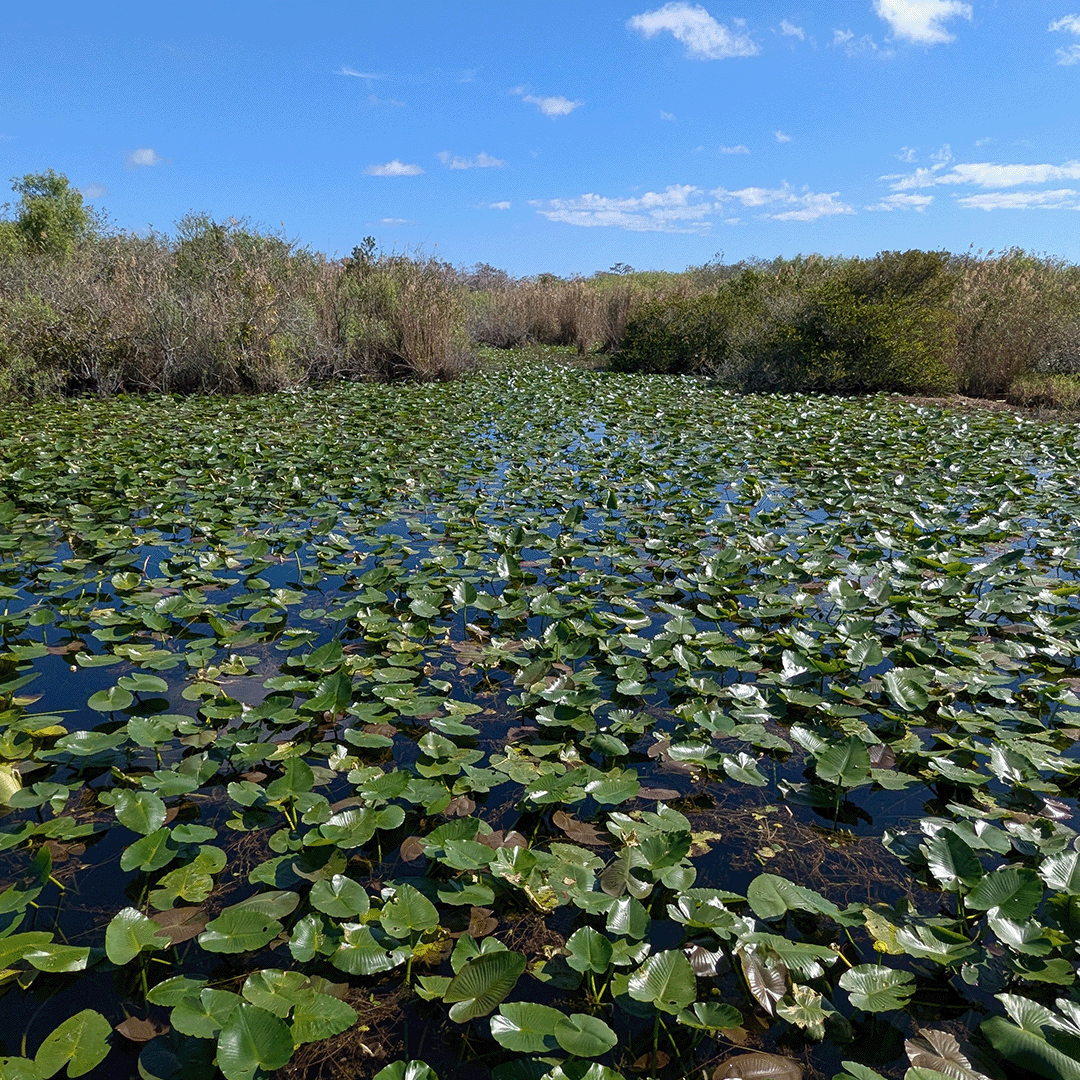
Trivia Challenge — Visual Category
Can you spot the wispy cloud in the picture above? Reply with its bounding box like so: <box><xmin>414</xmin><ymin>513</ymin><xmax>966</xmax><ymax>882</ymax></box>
<box><xmin>533</xmin><ymin>185</ymin><xmax>716</xmax><ymax>233</ymax></box>
<box><xmin>1050</xmin><ymin>13</ymin><xmax>1080</xmax><ymax>63</ymax></box>
<box><xmin>533</xmin><ymin>181</ymin><xmax>854</xmax><ymax>231</ymax></box>
<box><xmin>774</xmin><ymin>129</ymin><xmax>792</xmax><ymax>143</ymax></box>
<box><xmin>367</xmin><ymin>94</ymin><xmax>405</xmax><ymax>107</ymax></box>
<box><xmin>897</xmin><ymin>146</ymin><xmax>917</xmax><ymax>163</ymax></box>
<box><xmin>364</xmin><ymin>160</ymin><xmax>424</xmax><ymax>177</ymax></box>
<box><xmin>713</xmin><ymin>183</ymin><xmax>855</xmax><ymax>221</ymax></box>
<box><xmin>866</xmin><ymin>193</ymin><xmax>934</xmax><ymax>211</ymax></box>
<box><xmin>627</xmin><ymin>2</ymin><xmax>759</xmax><ymax>59</ymax></box>
<box><xmin>80</xmin><ymin>183</ymin><xmax>108</xmax><ymax>199</ymax></box>
<box><xmin>873</xmin><ymin>0</ymin><xmax>972</xmax><ymax>44</ymax></box>
<box><xmin>437</xmin><ymin>151</ymin><xmax>505</xmax><ymax>170</ymax></box>
<box><xmin>126</xmin><ymin>148</ymin><xmax>167</xmax><ymax>168</ymax></box>
<box><xmin>660</xmin><ymin>110</ymin><xmax>676</xmax><ymax>122</ymax></box>
<box><xmin>481</xmin><ymin>201</ymin><xmax>512</xmax><ymax>210</ymax></box>
<box><xmin>339</xmin><ymin>66</ymin><xmax>385</xmax><ymax>79</ymax></box>
<box><xmin>779</xmin><ymin>19</ymin><xmax>805</xmax><ymax>40</ymax></box>
<box><xmin>957</xmin><ymin>189</ymin><xmax>1080</xmax><ymax>211</ymax></box>
<box><xmin>378</xmin><ymin>218</ymin><xmax>409</xmax><ymax>225</ymax></box>
<box><xmin>511</xmin><ymin>87</ymin><xmax>582</xmax><ymax>117</ymax></box>
<box><xmin>831</xmin><ymin>28</ymin><xmax>890</xmax><ymax>57</ymax></box>
<box><xmin>886</xmin><ymin>159</ymin><xmax>1080</xmax><ymax>189</ymax></box>
<box><xmin>720</xmin><ymin>144</ymin><xmax>750</xmax><ymax>154</ymax></box>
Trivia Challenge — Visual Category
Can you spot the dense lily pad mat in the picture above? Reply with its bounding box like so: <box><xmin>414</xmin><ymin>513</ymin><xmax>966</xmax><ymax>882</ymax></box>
<box><xmin>1</xmin><ymin>358</ymin><xmax>1080</xmax><ymax>1080</ymax></box>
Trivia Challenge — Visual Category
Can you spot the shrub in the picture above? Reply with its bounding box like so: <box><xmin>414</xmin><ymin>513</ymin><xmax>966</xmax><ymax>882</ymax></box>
<box><xmin>611</xmin><ymin>293</ymin><xmax>733</xmax><ymax>374</ymax></box>
<box><xmin>948</xmin><ymin>249</ymin><xmax>1080</xmax><ymax>396</ymax></box>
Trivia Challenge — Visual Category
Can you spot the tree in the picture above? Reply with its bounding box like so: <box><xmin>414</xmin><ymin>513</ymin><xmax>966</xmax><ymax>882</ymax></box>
<box><xmin>8</xmin><ymin>169</ymin><xmax>98</xmax><ymax>257</ymax></box>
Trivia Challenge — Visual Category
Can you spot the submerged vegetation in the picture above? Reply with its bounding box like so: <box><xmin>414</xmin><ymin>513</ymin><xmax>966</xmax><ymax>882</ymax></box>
<box><xmin>0</xmin><ymin>354</ymin><xmax>1080</xmax><ymax>1079</ymax></box>
<box><xmin>2</xmin><ymin>173</ymin><xmax>1080</xmax><ymax>405</ymax></box>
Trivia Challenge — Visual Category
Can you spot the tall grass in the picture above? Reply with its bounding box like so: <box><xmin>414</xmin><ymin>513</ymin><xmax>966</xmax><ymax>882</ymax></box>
<box><xmin>0</xmin><ymin>218</ymin><xmax>469</xmax><ymax>398</ymax></box>
<box><xmin>2</xmin><ymin>199</ymin><xmax>1079</xmax><ymax>402</ymax></box>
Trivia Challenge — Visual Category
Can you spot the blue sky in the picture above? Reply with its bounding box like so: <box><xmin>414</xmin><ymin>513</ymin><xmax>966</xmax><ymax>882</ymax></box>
<box><xmin>3</xmin><ymin>1</ymin><xmax>1080</xmax><ymax>275</ymax></box>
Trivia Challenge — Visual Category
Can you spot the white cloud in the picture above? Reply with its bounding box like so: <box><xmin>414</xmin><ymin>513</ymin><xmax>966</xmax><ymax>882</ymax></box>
<box><xmin>127</xmin><ymin>148</ymin><xmax>166</xmax><ymax>167</ymax></box>
<box><xmin>897</xmin><ymin>146</ymin><xmax>917</xmax><ymax>162</ymax></box>
<box><xmin>627</xmin><ymin>2</ymin><xmax>759</xmax><ymax>59</ymax></box>
<box><xmin>886</xmin><ymin>159</ymin><xmax>1080</xmax><ymax>189</ymax></box>
<box><xmin>957</xmin><ymin>189</ymin><xmax>1080</xmax><ymax>210</ymax></box>
<box><xmin>484</xmin><ymin>201</ymin><xmax>512</xmax><ymax>210</ymax></box>
<box><xmin>533</xmin><ymin>185</ymin><xmax>716</xmax><ymax>233</ymax></box>
<box><xmin>831</xmin><ymin>28</ymin><xmax>889</xmax><ymax>56</ymax></box>
<box><xmin>437</xmin><ymin>151</ymin><xmax>505</xmax><ymax>170</ymax></box>
<box><xmin>866</xmin><ymin>193</ymin><xmax>934</xmax><ymax>211</ymax></box>
<box><xmin>930</xmin><ymin>143</ymin><xmax>952</xmax><ymax>162</ymax></box>
<box><xmin>1049</xmin><ymin>14</ymin><xmax>1080</xmax><ymax>34</ymax></box>
<box><xmin>364</xmin><ymin>160</ymin><xmax>424</xmax><ymax>177</ymax></box>
<box><xmin>780</xmin><ymin>19</ymin><xmax>805</xmax><ymax>39</ymax></box>
<box><xmin>535</xmin><ymin>179</ymin><xmax>854</xmax><ymax>232</ymax></box>
<box><xmin>712</xmin><ymin>183</ymin><xmax>855</xmax><ymax>221</ymax></box>
<box><xmin>660</xmin><ymin>110</ymin><xmax>676</xmax><ymax>121</ymax></box>
<box><xmin>512</xmin><ymin>87</ymin><xmax>582</xmax><ymax>117</ymax></box>
<box><xmin>378</xmin><ymin>218</ymin><xmax>409</xmax><ymax>225</ymax></box>
<box><xmin>339</xmin><ymin>67</ymin><xmax>385</xmax><ymax>79</ymax></box>
<box><xmin>1051</xmin><ymin>17</ymin><xmax>1080</xmax><ymax>66</ymax></box>
<box><xmin>80</xmin><ymin>183</ymin><xmax>108</xmax><ymax>199</ymax></box>
<box><xmin>873</xmin><ymin>0</ymin><xmax>972</xmax><ymax>44</ymax></box>
<box><xmin>720</xmin><ymin>144</ymin><xmax>750</xmax><ymax>154</ymax></box>
<box><xmin>774</xmin><ymin>129</ymin><xmax>792</xmax><ymax>143</ymax></box>
<box><xmin>367</xmin><ymin>94</ymin><xmax>405</xmax><ymax>107</ymax></box>
<box><xmin>974</xmin><ymin>136</ymin><xmax>993</xmax><ymax>146</ymax></box>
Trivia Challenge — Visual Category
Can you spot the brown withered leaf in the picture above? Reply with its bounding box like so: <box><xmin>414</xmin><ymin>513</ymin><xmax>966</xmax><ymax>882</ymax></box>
<box><xmin>552</xmin><ymin>811</ymin><xmax>608</xmax><ymax>847</ymax></box>
<box><xmin>638</xmin><ymin>787</ymin><xmax>682</xmax><ymax>801</ymax></box>
<box><xmin>713</xmin><ymin>1053</ymin><xmax>802</xmax><ymax>1080</ymax></box>
<box><xmin>476</xmin><ymin>830</ymin><xmax>528</xmax><ymax>850</ymax></box>
<box><xmin>630</xmin><ymin>1052</ymin><xmax>670</xmax><ymax>1072</ymax></box>
<box><xmin>468</xmin><ymin>906</ymin><xmax>498</xmax><ymax>938</ymax></box>
<box><xmin>363</xmin><ymin>723</ymin><xmax>397</xmax><ymax>738</ymax></box>
<box><xmin>443</xmin><ymin>795</ymin><xmax>475</xmax><ymax>818</ymax></box>
<box><xmin>46</xmin><ymin>640</ymin><xmax>85</xmax><ymax>656</ymax></box>
<box><xmin>399</xmin><ymin>836</ymin><xmax>426</xmax><ymax>863</ymax></box>
<box><xmin>868</xmin><ymin>743</ymin><xmax>896</xmax><ymax>769</ymax></box>
<box><xmin>151</xmin><ymin>906</ymin><xmax>207</xmax><ymax>946</ymax></box>
<box><xmin>116</xmin><ymin>1017</ymin><xmax>169</xmax><ymax>1043</ymax></box>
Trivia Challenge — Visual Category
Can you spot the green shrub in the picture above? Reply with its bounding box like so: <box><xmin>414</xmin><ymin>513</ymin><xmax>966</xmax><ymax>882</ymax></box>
<box><xmin>611</xmin><ymin>293</ymin><xmax>733</xmax><ymax>374</ymax></box>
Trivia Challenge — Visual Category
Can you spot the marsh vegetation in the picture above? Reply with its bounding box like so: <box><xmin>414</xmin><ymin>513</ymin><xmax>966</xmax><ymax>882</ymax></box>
<box><xmin>1</xmin><ymin>353</ymin><xmax>1080</xmax><ymax>1080</ymax></box>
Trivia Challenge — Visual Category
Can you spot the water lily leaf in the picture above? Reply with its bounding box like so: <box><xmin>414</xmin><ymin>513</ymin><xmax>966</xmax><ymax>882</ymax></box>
<box><xmin>740</xmin><ymin>950</ymin><xmax>788</xmax><ymax>1014</ymax></box>
<box><xmin>980</xmin><ymin>1015</ymin><xmax>1080</xmax><ymax>1080</ymax></box>
<box><xmin>677</xmin><ymin>1001</ymin><xmax>743</xmax><ymax>1030</ymax></box>
<box><xmin>628</xmin><ymin>949</ymin><xmax>696</xmax><ymax>1014</ymax></box>
<box><xmin>87</xmin><ymin>686</ymin><xmax>134</xmax><ymax>713</ymax></box>
<box><xmin>331</xmin><ymin>924</ymin><xmax>406</xmax><ymax>975</ymax></box>
<box><xmin>815</xmin><ymin>736</ymin><xmax>871</xmax><ymax>788</ymax></box>
<box><xmin>25</xmin><ymin>944</ymin><xmax>90</xmax><ymax>972</ymax></box>
<box><xmin>923</xmin><ymin>831</ymin><xmax>982</xmax><ymax>892</ymax></box>
<box><xmin>882</xmin><ymin>669</ymin><xmax>929</xmax><ymax>712</ymax></box>
<box><xmin>565</xmin><ymin>926</ymin><xmax>613</xmax><ymax>974</ymax></box>
<box><xmin>1040</xmin><ymin>851</ymin><xmax>1080</xmax><ymax>895</ymax></box>
<box><xmin>106</xmin><ymin>907</ymin><xmax>165</xmax><ymax>965</ymax></box>
<box><xmin>490</xmin><ymin>1002</ymin><xmax>563</xmax><ymax>1053</ymax></box>
<box><xmin>197</xmin><ymin>909</ymin><xmax>283</xmax><ymax>953</ymax></box>
<box><xmin>310</xmin><ymin>874</ymin><xmax>369</xmax><ymax>918</ymax></box>
<box><xmin>241</xmin><ymin>969</ymin><xmax>309</xmax><ymax>1017</ymax></box>
<box><xmin>967</xmin><ymin>866</ymin><xmax>1042</xmax><ymax>920</ymax></box>
<box><xmin>113</xmin><ymin>790</ymin><xmax>167</xmax><ymax>835</ymax></box>
<box><xmin>380</xmin><ymin>883</ymin><xmax>440</xmax><ymax>938</ymax></box>
<box><xmin>372</xmin><ymin>1063</ymin><xmax>439</xmax><ymax>1080</ymax></box>
<box><xmin>34</xmin><ymin>1010</ymin><xmax>111</xmax><ymax>1078</ymax></box>
<box><xmin>215</xmin><ymin>1003</ymin><xmax>294</xmax><ymax>1080</ymax></box>
<box><xmin>905</xmin><ymin>1028</ymin><xmax>994</xmax><ymax>1080</ymax></box>
<box><xmin>444</xmin><ymin>950</ymin><xmax>527</xmax><ymax>1021</ymax></box>
<box><xmin>838</xmin><ymin>964</ymin><xmax>916</xmax><ymax>1013</ymax></box>
<box><xmin>146</xmin><ymin>975</ymin><xmax>208</xmax><ymax>1008</ymax></box>
<box><xmin>746</xmin><ymin>874</ymin><xmax>843</xmax><ymax>923</ymax></box>
<box><xmin>289</xmin><ymin>990</ymin><xmax>358</xmax><ymax>1045</ymax></box>
<box><xmin>553</xmin><ymin>1013</ymin><xmax>618</xmax><ymax>1057</ymax></box>
<box><xmin>713</xmin><ymin>1052</ymin><xmax>802</xmax><ymax>1080</ymax></box>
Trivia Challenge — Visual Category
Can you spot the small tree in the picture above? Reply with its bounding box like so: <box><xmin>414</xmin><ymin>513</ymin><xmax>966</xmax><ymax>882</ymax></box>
<box><xmin>8</xmin><ymin>169</ymin><xmax>98</xmax><ymax>257</ymax></box>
